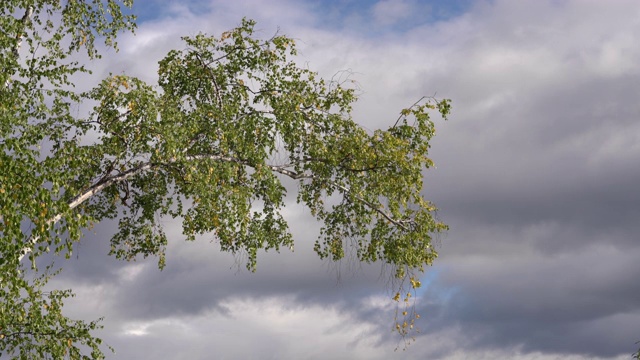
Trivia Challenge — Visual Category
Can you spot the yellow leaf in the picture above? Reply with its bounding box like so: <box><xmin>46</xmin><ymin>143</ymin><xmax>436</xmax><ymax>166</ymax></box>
<box><xmin>78</xmin><ymin>30</ymin><xmax>87</xmax><ymax>46</ymax></box>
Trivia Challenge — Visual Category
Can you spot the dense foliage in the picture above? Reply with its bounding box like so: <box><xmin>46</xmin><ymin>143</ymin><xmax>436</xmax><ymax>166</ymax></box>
<box><xmin>0</xmin><ymin>1</ymin><xmax>450</xmax><ymax>358</ymax></box>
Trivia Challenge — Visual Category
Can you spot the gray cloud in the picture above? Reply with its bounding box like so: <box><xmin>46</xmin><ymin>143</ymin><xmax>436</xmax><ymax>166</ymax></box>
<box><xmin>36</xmin><ymin>0</ymin><xmax>640</xmax><ymax>359</ymax></box>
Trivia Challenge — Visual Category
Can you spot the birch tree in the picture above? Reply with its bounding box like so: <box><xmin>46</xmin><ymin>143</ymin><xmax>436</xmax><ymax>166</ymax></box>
<box><xmin>0</xmin><ymin>1</ymin><xmax>450</xmax><ymax>358</ymax></box>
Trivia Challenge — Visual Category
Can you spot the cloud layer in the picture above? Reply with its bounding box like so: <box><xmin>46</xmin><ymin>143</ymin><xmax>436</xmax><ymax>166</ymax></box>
<box><xmin>43</xmin><ymin>0</ymin><xmax>640</xmax><ymax>359</ymax></box>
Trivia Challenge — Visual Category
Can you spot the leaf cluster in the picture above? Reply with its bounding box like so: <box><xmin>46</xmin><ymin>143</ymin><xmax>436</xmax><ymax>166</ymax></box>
<box><xmin>0</xmin><ymin>267</ymin><xmax>109</xmax><ymax>359</ymax></box>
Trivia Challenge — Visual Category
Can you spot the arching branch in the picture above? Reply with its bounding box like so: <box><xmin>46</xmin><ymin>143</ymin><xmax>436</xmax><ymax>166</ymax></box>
<box><xmin>18</xmin><ymin>151</ymin><xmax>413</xmax><ymax>262</ymax></box>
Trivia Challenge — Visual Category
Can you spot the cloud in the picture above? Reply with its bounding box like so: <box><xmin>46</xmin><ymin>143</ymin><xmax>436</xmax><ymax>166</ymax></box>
<box><xmin>372</xmin><ymin>0</ymin><xmax>414</xmax><ymax>26</ymax></box>
<box><xmin>39</xmin><ymin>0</ymin><xmax>640</xmax><ymax>359</ymax></box>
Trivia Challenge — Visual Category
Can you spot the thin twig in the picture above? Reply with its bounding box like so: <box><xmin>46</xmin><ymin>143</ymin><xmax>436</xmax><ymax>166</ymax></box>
<box><xmin>4</xmin><ymin>7</ymin><xmax>33</xmax><ymax>89</ymax></box>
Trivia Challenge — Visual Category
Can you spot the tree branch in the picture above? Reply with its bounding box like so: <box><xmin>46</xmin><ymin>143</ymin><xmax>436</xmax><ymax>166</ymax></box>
<box><xmin>18</xmin><ymin>162</ymin><xmax>153</xmax><ymax>262</ymax></box>
<box><xmin>18</xmin><ymin>152</ymin><xmax>411</xmax><ymax>262</ymax></box>
<box><xmin>187</xmin><ymin>155</ymin><xmax>412</xmax><ymax>230</ymax></box>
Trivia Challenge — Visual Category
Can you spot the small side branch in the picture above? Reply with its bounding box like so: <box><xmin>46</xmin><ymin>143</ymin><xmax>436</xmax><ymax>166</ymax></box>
<box><xmin>4</xmin><ymin>6</ymin><xmax>33</xmax><ymax>89</ymax></box>
<box><xmin>12</xmin><ymin>7</ymin><xmax>33</xmax><ymax>58</ymax></box>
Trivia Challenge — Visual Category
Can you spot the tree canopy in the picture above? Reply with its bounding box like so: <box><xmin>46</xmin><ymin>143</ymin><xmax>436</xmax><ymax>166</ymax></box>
<box><xmin>0</xmin><ymin>1</ymin><xmax>450</xmax><ymax>358</ymax></box>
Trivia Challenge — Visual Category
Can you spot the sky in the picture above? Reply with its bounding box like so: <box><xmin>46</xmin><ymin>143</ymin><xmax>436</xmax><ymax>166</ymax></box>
<box><xmin>37</xmin><ymin>0</ymin><xmax>640</xmax><ymax>359</ymax></box>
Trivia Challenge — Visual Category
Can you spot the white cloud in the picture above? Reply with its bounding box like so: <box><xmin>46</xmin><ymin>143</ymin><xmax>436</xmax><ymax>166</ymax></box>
<box><xmin>111</xmin><ymin>297</ymin><xmax>389</xmax><ymax>359</ymax></box>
